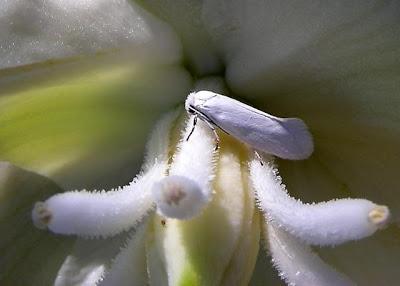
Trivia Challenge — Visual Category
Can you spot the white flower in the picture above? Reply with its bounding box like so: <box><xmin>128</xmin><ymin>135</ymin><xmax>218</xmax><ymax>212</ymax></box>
<box><xmin>31</xmin><ymin>104</ymin><xmax>390</xmax><ymax>285</ymax></box>
<box><xmin>1</xmin><ymin>0</ymin><xmax>400</xmax><ymax>285</ymax></box>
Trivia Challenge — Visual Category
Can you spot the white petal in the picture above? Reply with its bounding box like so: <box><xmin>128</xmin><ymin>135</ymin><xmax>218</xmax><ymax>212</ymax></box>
<box><xmin>32</xmin><ymin>111</ymin><xmax>178</xmax><ymax>237</ymax></box>
<box><xmin>250</xmin><ymin>155</ymin><xmax>390</xmax><ymax>246</ymax></box>
<box><xmin>265</xmin><ymin>223</ymin><xmax>355</xmax><ymax>286</ymax></box>
<box><xmin>201</xmin><ymin>1</ymin><xmax>400</xmax><ymax>91</ymax></box>
<box><xmin>0</xmin><ymin>0</ymin><xmax>181</xmax><ymax>68</ymax></box>
<box><xmin>97</xmin><ymin>222</ymin><xmax>148</xmax><ymax>286</ymax></box>
<box><xmin>153</xmin><ymin>119</ymin><xmax>217</xmax><ymax>219</ymax></box>
<box><xmin>202</xmin><ymin>0</ymin><xmax>400</xmax><ymax>223</ymax></box>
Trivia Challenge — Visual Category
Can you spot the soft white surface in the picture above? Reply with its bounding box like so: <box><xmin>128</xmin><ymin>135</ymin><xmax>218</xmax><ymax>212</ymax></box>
<box><xmin>266</xmin><ymin>223</ymin><xmax>355</xmax><ymax>286</ymax></box>
<box><xmin>41</xmin><ymin>168</ymin><xmax>159</xmax><ymax>238</ymax></box>
<box><xmin>201</xmin><ymin>1</ymin><xmax>400</xmax><ymax>88</ymax></box>
<box><xmin>0</xmin><ymin>0</ymin><xmax>180</xmax><ymax>68</ymax></box>
<box><xmin>170</xmin><ymin>119</ymin><xmax>217</xmax><ymax>191</ymax></box>
<box><xmin>250</xmin><ymin>155</ymin><xmax>389</xmax><ymax>246</ymax></box>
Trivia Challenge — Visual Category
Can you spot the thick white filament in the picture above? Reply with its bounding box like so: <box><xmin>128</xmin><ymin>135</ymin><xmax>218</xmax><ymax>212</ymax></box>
<box><xmin>152</xmin><ymin>118</ymin><xmax>217</xmax><ymax>219</ymax></box>
<box><xmin>250</xmin><ymin>155</ymin><xmax>390</xmax><ymax>246</ymax></box>
<box><xmin>266</xmin><ymin>224</ymin><xmax>355</xmax><ymax>286</ymax></box>
<box><xmin>32</xmin><ymin>111</ymin><xmax>178</xmax><ymax>238</ymax></box>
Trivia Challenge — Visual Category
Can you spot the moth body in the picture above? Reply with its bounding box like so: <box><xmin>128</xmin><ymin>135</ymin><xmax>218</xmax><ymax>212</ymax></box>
<box><xmin>185</xmin><ymin>91</ymin><xmax>314</xmax><ymax>160</ymax></box>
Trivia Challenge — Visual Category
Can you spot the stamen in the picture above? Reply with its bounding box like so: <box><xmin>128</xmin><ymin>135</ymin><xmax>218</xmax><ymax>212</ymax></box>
<box><xmin>170</xmin><ymin>119</ymin><xmax>218</xmax><ymax>190</ymax></box>
<box><xmin>32</xmin><ymin>111</ymin><xmax>178</xmax><ymax>238</ymax></box>
<box><xmin>31</xmin><ymin>167</ymin><xmax>161</xmax><ymax>238</ymax></box>
<box><xmin>368</xmin><ymin>205</ymin><xmax>390</xmax><ymax>228</ymax></box>
<box><xmin>265</xmin><ymin>223</ymin><xmax>355</xmax><ymax>286</ymax></box>
<box><xmin>153</xmin><ymin>119</ymin><xmax>217</xmax><ymax>219</ymax></box>
<box><xmin>152</xmin><ymin>176</ymin><xmax>207</xmax><ymax>219</ymax></box>
<box><xmin>32</xmin><ymin>201</ymin><xmax>52</xmax><ymax>229</ymax></box>
<box><xmin>250</xmin><ymin>155</ymin><xmax>391</xmax><ymax>246</ymax></box>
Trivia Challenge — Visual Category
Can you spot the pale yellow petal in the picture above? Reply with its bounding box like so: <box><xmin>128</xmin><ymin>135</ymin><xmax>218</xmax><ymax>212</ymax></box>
<box><xmin>0</xmin><ymin>55</ymin><xmax>191</xmax><ymax>190</ymax></box>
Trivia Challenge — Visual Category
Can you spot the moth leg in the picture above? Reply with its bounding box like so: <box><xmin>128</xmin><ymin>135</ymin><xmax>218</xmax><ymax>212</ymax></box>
<box><xmin>186</xmin><ymin>115</ymin><xmax>198</xmax><ymax>141</ymax></box>
<box><xmin>203</xmin><ymin>119</ymin><xmax>220</xmax><ymax>150</ymax></box>
<box><xmin>254</xmin><ymin>150</ymin><xmax>264</xmax><ymax>166</ymax></box>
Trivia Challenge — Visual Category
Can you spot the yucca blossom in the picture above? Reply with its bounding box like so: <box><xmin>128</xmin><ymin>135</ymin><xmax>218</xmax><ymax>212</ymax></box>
<box><xmin>1</xmin><ymin>1</ymin><xmax>399</xmax><ymax>285</ymax></box>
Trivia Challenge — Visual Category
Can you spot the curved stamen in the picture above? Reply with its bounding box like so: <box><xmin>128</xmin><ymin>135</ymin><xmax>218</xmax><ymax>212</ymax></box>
<box><xmin>32</xmin><ymin>111</ymin><xmax>178</xmax><ymax>238</ymax></box>
<box><xmin>250</xmin><ymin>154</ymin><xmax>390</xmax><ymax>246</ymax></box>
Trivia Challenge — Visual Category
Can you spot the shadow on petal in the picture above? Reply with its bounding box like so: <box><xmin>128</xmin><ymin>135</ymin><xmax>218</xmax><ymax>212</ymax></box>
<box><xmin>0</xmin><ymin>162</ymin><xmax>74</xmax><ymax>286</ymax></box>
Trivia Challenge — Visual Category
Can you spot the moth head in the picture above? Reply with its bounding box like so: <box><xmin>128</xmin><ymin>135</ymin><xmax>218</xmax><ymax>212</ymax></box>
<box><xmin>185</xmin><ymin>90</ymin><xmax>218</xmax><ymax>114</ymax></box>
<box><xmin>185</xmin><ymin>92</ymin><xmax>197</xmax><ymax>114</ymax></box>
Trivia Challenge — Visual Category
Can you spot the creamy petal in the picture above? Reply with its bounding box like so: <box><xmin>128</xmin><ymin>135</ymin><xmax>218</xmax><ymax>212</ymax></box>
<box><xmin>0</xmin><ymin>0</ymin><xmax>180</xmax><ymax>68</ymax></box>
<box><xmin>220</xmin><ymin>202</ymin><xmax>260</xmax><ymax>285</ymax></box>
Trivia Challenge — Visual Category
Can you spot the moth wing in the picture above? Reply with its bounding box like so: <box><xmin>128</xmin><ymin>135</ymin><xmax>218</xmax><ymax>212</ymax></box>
<box><xmin>201</xmin><ymin>95</ymin><xmax>314</xmax><ymax>160</ymax></box>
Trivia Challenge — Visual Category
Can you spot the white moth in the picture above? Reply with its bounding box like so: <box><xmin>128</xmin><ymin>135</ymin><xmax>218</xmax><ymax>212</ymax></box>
<box><xmin>185</xmin><ymin>90</ymin><xmax>314</xmax><ymax>160</ymax></box>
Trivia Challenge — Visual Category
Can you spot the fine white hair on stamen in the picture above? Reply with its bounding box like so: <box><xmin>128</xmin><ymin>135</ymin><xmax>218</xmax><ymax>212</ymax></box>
<box><xmin>265</xmin><ymin>223</ymin><xmax>355</xmax><ymax>286</ymax></box>
<box><xmin>152</xmin><ymin>118</ymin><xmax>217</xmax><ymax>219</ymax></box>
<box><xmin>31</xmin><ymin>111</ymin><xmax>178</xmax><ymax>238</ymax></box>
<box><xmin>170</xmin><ymin>118</ymin><xmax>218</xmax><ymax>190</ymax></box>
<box><xmin>250</xmin><ymin>155</ymin><xmax>390</xmax><ymax>246</ymax></box>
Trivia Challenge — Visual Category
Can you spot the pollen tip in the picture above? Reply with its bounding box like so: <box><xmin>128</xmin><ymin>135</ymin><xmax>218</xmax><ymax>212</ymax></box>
<box><xmin>152</xmin><ymin>175</ymin><xmax>209</xmax><ymax>220</ymax></box>
<box><xmin>32</xmin><ymin>201</ymin><xmax>52</xmax><ymax>229</ymax></box>
<box><xmin>368</xmin><ymin>205</ymin><xmax>390</xmax><ymax>228</ymax></box>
